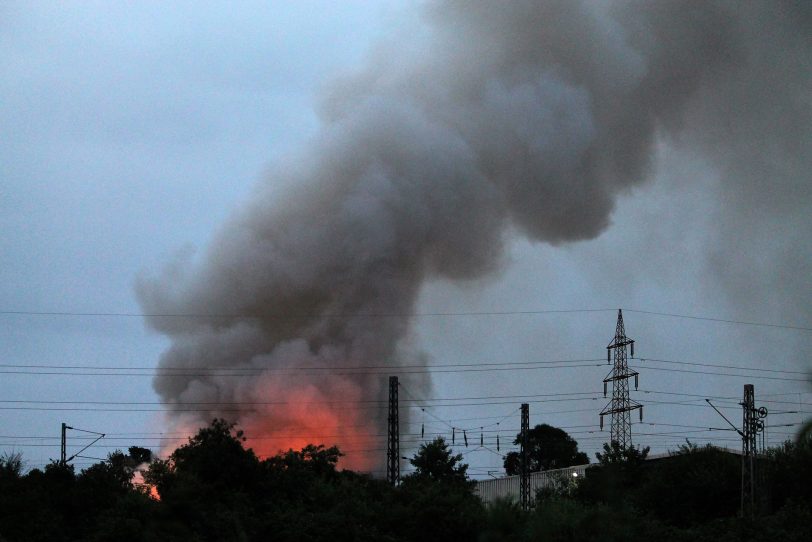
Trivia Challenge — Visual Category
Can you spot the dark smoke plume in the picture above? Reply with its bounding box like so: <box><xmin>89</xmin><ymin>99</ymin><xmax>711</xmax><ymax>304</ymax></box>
<box><xmin>137</xmin><ymin>0</ymin><xmax>811</xmax><ymax>469</ymax></box>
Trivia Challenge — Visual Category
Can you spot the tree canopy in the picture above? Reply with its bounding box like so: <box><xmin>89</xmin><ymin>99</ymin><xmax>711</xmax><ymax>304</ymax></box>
<box><xmin>595</xmin><ymin>439</ymin><xmax>650</xmax><ymax>465</ymax></box>
<box><xmin>1</xmin><ymin>419</ymin><xmax>811</xmax><ymax>541</ymax></box>
<box><xmin>504</xmin><ymin>424</ymin><xmax>589</xmax><ymax>475</ymax></box>
<box><xmin>406</xmin><ymin>437</ymin><xmax>469</xmax><ymax>483</ymax></box>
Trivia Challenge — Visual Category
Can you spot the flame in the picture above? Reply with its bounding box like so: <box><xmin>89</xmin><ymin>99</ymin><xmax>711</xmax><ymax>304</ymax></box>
<box><xmin>148</xmin><ymin>484</ymin><xmax>161</xmax><ymax>501</ymax></box>
<box><xmin>158</xmin><ymin>374</ymin><xmax>383</xmax><ymax>473</ymax></box>
<box><xmin>238</xmin><ymin>375</ymin><xmax>381</xmax><ymax>472</ymax></box>
<box><xmin>131</xmin><ymin>469</ymin><xmax>161</xmax><ymax>501</ymax></box>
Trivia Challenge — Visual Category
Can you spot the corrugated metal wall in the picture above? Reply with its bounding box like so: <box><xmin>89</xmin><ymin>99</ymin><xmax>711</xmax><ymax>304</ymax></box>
<box><xmin>474</xmin><ymin>464</ymin><xmax>589</xmax><ymax>505</ymax></box>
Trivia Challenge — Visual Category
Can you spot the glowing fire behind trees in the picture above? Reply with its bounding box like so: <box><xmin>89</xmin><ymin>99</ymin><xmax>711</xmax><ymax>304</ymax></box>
<box><xmin>233</xmin><ymin>377</ymin><xmax>383</xmax><ymax>471</ymax></box>
<box><xmin>158</xmin><ymin>372</ymin><xmax>389</xmax><ymax>471</ymax></box>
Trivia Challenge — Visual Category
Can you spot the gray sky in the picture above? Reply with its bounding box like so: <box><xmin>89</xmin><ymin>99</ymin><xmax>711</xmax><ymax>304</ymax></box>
<box><xmin>1</xmin><ymin>1</ymin><xmax>810</xmax><ymax>478</ymax></box>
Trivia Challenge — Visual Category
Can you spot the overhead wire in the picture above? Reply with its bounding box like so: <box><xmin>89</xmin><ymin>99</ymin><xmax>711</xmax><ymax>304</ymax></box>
<box><xmin>0</xmin><ymin>355</ymin><xmax>807</xmax><ymax>377</ymax></box>
<box><xmin>1</xmin><ymin>387</ymin><xmax>803</xmax><ymax>412</ymax></box>
<box><xmin>0</xmin><ymin>362</ymin><xmax>605</xmax><ymax>377</ymax></box>
<box><xmin>3</xmin><ymin>306</ymin><xmax>811</xmax><ymax>333</ymax></box>
<box><xmin>0</xmin><ymin>308</ymin><xmax>615</xmax><ymax>319</ymax></box>
<box><xmin>630</xmin><ymin>364</ymin><xmax>808</xmax><ymax>383</ymax></box>
<box><xmin>623</xmin><ymin>309</ymin><xmax>812</xmax><ymax>333</ymax></box>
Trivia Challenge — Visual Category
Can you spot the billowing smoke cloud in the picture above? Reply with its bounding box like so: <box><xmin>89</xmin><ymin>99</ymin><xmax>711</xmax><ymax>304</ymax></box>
<box><xmin>137</xmin><ymin>1</ymin><xmax>811</xmax><ymax>470</ymax></box>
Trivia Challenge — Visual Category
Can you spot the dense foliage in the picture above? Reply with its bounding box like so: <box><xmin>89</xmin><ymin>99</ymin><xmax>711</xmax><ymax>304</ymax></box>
<box><xmin>504</xmin><ymin>424</ymin><xmax>589</xmax><ymax>475</ymax></box>
<box><xmin>0</xmin><ymin>423</ymin><xmax>810</xmax><ymax>541</ymax></box>
<box><xmin>480</xmin><ymin>437</ymin><xmax>812</xmax><ymax>542</ymax></box>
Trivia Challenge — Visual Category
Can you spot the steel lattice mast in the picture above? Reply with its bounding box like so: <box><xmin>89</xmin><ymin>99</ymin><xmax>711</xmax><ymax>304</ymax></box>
<box><xmin>741</xmin><ymin>384</ymin><xmax>758</xmax><ymax>517</ymax></box>
<box><xmin>387</xmin><ymin>376</ymin><xmax>400</xmax><ymax>486</ymax></box>
<box><xmin>520</xmin><ymin>403</ymin><xmax>530</xmax><ymax>511</ymax></box>
<box><xmin>600</xmin><ymin>309</ymin><xmax>643</xmax><ymax>449</ymax></box>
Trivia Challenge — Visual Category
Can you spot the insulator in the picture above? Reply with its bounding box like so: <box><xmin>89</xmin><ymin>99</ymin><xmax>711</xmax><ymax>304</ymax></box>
<box><xmin>600</xmin><ymin>415</ymin><xmax>604</xmax><ymax>430</ymax></box>
<box><xmin>480</xmin><ymin>428</ymin><xmax>484</xmax><ymax>447</ymax></box>
<box><xmin>497</xmin><ymin>434</ymin><xmax>500</xmax><ymax>452</ymax></box>
<box><xmin>607</xmin><ymin>348</ymin><xmax>611</xmax><ymax>363</ymax></box>
<box><xmin>639</xmin><ymin>406</ymin><xmax>643</xmax><ymax>422</ymax></box>
<box><xmin>421</xmin><ymin>423</ymin><xmax>424</xmax><ymax>438</ymax></box>
<box><xmin>603</xmin><ymin>382</ymin><xmax>607</xmax><ymax>397</ymax></box>
<box><xmin>635</xmin><ymin>373</ymin><xmax>639</xmax><ymax>390</ymax></box>
<box><xmin>452</xmin><ymin>427</ymin><xmax>455</xmax><ymax>444</ymax></box>
<box><xmin>631</xmin><ymin>341</ymin><xmax>634</xmax><ymax>357</ymax></box>
<box><xmin>463</xmin><ymin>430</ymin><xmax>468</xmax><ymax>447</ymax></box>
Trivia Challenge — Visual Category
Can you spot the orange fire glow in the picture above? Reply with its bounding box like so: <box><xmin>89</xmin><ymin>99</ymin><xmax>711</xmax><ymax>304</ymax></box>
<box><xmin>239</xmin><ymin>376</ymin><xmax>381</xmax><ymax>472</ymax></box>
<box><xmin>159</xmin><ymin>374</ymin><xmax>383</xmax><ymax>473</ymax></box>
<box><xmin>131</xmin><ymin>470</ymin><xmax>161</xmax><ymax>501</ymax></box>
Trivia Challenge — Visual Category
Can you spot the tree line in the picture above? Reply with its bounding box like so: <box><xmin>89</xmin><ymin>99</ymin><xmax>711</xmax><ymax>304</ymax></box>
<box><xmin>0</xmin><ymin>419</ymin><xmax>810</xmax><ymax>541</ymax></box>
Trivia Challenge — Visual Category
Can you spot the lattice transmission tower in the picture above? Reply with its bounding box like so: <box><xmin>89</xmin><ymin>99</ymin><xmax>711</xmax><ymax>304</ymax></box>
<box><xmin>520</xmin><ymin>403</ymin><xmax>530</xmax><ymax>511</ymax></box>
<box><xmin>600</xmin><ymin>309</ymin><xmax>643</xmax><ymax>449</ymax></box>
<box><xmin>387</xmin><ymin>376</ymin><xmax>400</xmax><ymax>486</ymax></box>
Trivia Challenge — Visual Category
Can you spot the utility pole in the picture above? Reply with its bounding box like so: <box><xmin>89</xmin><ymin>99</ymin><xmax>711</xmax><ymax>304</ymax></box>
<box><xmin>61</xmin><ymin>422</ymin><xmax>67</xmax><ymax>465</ymax></box>
<box><xmin>520</xmin><ymin>403</ymin><xmax>529</xmax><ymax>511</ymax></box>
<box><xmin>600</xmin><ymin>309</ymin><xmax>642</xmax><ymax>449</ymax></box>
<box><xmin>387</xmin><ymin>376</ymin><xmax>400</xmax><ymax>486</ymax></box>
<box><xmin>740</xmin><ymin>384</ymin><xmax>766</xmax><ymax>517</ymax></box>
<box><xmin>741</xmin><ymin>384</ymin><xmax>756</xmax><ymax>518</ymax></box>
<box><xmin>705</xmin><ymin>384</ymin><xmax>767</xmax><ymax>519</ymax></box>
<box><xmin>58</xmin><ymin>424</ymin><xmax>105</xmax><ymax>466</ymax></box>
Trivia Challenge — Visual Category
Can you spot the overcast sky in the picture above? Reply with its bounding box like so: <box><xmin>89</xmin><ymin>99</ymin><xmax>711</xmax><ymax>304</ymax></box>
<box><xmin>1</xmin><ymin>1</ymin><xmax>810</xmax><ymax>478</ymax></box>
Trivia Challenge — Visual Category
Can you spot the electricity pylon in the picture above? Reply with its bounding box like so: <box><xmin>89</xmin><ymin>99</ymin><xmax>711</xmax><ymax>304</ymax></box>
<box><xmin>600</xmin><ymin>309</ymin><xmax>642</xmax><ymax>449</ymax></box>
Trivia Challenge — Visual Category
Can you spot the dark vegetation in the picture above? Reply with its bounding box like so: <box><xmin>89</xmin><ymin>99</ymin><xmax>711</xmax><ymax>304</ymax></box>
<box><xmin>0</xmin><ymin>419</ymin><xmax>810</xmax><ymax>541</ymax></box>
<box><xmin>503</xmin><ymin>424</ymin><xmax>589</xmax><ymax>475</ymax></box>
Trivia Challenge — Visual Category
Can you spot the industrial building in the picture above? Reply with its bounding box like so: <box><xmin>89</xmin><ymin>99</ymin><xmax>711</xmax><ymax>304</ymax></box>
<box><xmin>475</xmin><ymin>464</ymin><xmax>588</xmax><ymax>506</ymax></box>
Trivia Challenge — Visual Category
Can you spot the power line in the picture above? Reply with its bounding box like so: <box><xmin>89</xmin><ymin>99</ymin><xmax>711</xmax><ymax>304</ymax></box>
<box><xmin>624</xmin><ymin>309</ymin><xmax>812</xmax><ymax>333</ymax></box>
<box><xmin>0</xmin><ymin>418</ymin><xmax>752</xmax><ymax>444</ymax></box>
<box><xmin>630</xmin><ymin>365</ymin><xmax>809</xmax><ymax>383</ymax></box>
<box><xmin>0</xmin><ymin>395</ymin><xmax>795</xmax><ymax>413</ymax></box>
<box><xmin>399</xmin><ymin>382</ymin><xmax>456</xmax><ymax>432</ymax></box>
<box><xmin>0</xmin><ymin>396</ymin><xmax>604</xmax><ymax>413</ymax></box>
<box><xmin>2</xmin><ymin>306</ymin><xmax>810</xmax><ymax>332</ymax></box>
<box><xmin>640</xmin><ymin>358</ymin><xmax>809</xmax><ymax>376</ymax></box>
<box><xmin>7</xmin><ymin>424</ymin><xmax>798</xmax><ymax>466</ymax></box>
<box><xmin>0</xmin><ymin>308</ymin><xmax>812</xmax><ymax>331</ymax></box>
<box><xmin>0</xmin><ymin>357</ymin><xmax>603</xmax><ymax>372</ymax></box>
<box><xmin>1</xmin><ymin>354</ymin><xmax>805</xmax><ymax>378</ymax></box>
<box><xmin>0</xmin><ymin>308</ymin><xmax>613</xmax><ymax>319</ymax></box>
<box><xmin>0</xmin><ymin>362</ymin><xmax>604</xmax><ymax>377</ymax></box>
<box><xmin>0</xmin><ymin>390</ymin><xmax>600</xmax><ymax>407</ymax></box>
<box><xmin>2</xmin><ymin>386</ymin><xmax>806</xmax><ymax>414</ymax></box>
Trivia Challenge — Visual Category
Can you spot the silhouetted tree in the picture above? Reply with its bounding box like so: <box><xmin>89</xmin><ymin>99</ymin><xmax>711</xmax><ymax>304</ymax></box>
<box><xmin>0</xmin><ymin>452</ymin><xmax>23</xmax><ymax>480</ymax></box>
<box><xmin>634</xmin><ymin>441</ymin><xmax>739</xmax><ymax>525</ymax></box>
<box><xmin>397</xmin><ymin>438</ymin><xmax>483</xmax><ymax>542</ymax></box>
<box><xmin>798</xmin><ymin>376</ymin><xmax>812</xmax><ymax>443</ymax></box>
<box><xmin>594</xmin><ymin>439</ymin><xmax>649</xmax><ymax>465</ymax></box>
<box><xmin>504</xmin><ymin>424</ymin><xmax>589</xmax><ymax>475</ymax></box>
<box><xmin>762</xmin><ymin>438</ymin><xmax>812</xmax><ymax>511</ymax></box>
<box><xmin>264</xmin><ymin>443</ymin><xmax>342</xmax><ymax>477</ymax></box>
<box><xmin>128</xmin><ymin>446</ymin><xmax>153</xmax><ymax>466</ymax></box>
<box><xmin>145</xmin><ymin>418</ymin><xmax>260</xmax><ymax>498</ymax></box>
<box><xmin>260</xmin><ymin>443</ymin><xmax>344</xmax><ymax>510</ymax></box>
<box><xmin>144</xmin><ymin>418</ymin><xmax>262</xmax><ymax>541</ymax></box>
<box><xmin>575</xmin><ymin>440</ymin><xmax>649</xmax><ymax>506</ymax></box>
<box><xmin>406</xmin><ymin>437</ymin><xmax>469</xmax><ymax>483</ymax></box>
